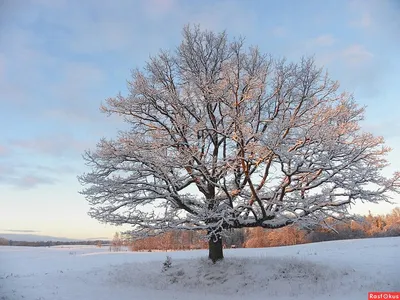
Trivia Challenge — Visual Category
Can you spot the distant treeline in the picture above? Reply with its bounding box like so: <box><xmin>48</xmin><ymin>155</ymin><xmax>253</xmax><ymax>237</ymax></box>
<box><xmin>113</xmin><ymin>207</ymin><xmax>400</xmax><ymax>251</ymax></box>
<box><xmin>3</xmin><ymin>208</ymin><xmax>399</xmax><ymax>249</ymax></box>
<box><xmin>0</xmin><ymin>239</ymin><xmax>110</xmax><ymax>247</ymax></box>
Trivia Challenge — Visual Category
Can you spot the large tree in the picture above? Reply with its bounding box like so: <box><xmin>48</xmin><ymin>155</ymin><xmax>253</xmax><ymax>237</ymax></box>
<box><xmin>78</xmin><ymin>25</ymin><xmax>400</xmax><ymax>262</ymax></box>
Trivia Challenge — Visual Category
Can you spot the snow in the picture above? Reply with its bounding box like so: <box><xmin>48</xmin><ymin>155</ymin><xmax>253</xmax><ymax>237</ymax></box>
<box><xmin>1</xmin><ymin>237</ymin><xmax>399</xmax><ymax>300</ymax></box>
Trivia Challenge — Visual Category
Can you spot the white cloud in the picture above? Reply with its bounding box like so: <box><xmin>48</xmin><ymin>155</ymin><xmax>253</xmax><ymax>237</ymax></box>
<box><xmin>350</xmin><ymin>12</ymin><xmax>372</xmax><ymax>29</ymax></box>
<box><xmin>312</xmin><ymin>34</ymin><xmax>336</xmax><ymax>47</ymax></box>
<box><xmin>65</xmin><ymin>20</ymin><xmax>140</xmax><ymax>55</ymax></box>
<box><xmin>271</xmin><ymin>26</ymin><xmax>287</xmax><ymax>38</ymax></box>
<box><xmin>342</xmin><ymin>44</ymin><xmax>373</xmax><ymax>65</ymax></box>
<box><xmin>185</xmin><ymin>0</ymin><xmax>258</xmax><ymax>37</ymax></box>
<box><xmin>62</xmin><ymin>62</ymin><xmax>106</xmax><ymax>89</ymax></box>
<box><xmin>9</xmin><ymin>134</ymin><xmax>90</xmax><ymax>157</ymax></box>
<box><xmin>3</xmin><ymin>229</ymin><xmax>40</xmax><ymax>233</ymax></box>
<box><xmin>142</xmin><ymin>0</ymin><xmax>176</xmax><ymax>17</ymax></box>
<box><xmin>347</xmin><ymin>0</ymin><xmax>400</xmax><ymax>39</ymax></box>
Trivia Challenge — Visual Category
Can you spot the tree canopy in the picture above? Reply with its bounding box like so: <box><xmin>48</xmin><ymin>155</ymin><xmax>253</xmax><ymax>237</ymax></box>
<box><xmin>78</xmin><ymin>25</ymin><xmax>400</xmax><ymax>261</ymax></box>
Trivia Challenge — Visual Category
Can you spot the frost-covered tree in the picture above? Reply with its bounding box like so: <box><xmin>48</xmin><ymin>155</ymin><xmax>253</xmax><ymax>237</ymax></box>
<box><xmin>78</xmin><ymin>25</ymin><xmax>400</xmax><ymax>262</ymax></box>
<box><xmin>111</xmin><ymin>232</ymin><xmax>122</xmax><ymax>252</ymax></box>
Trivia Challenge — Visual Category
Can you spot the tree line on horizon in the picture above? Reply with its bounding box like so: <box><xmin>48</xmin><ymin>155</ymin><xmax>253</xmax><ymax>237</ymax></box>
<box><xmin>111</xmin><ymin>208</ymin><xmax>400</xmax><ymax>251</ymax></box>
<box><xmin>1</xmin><ymin>208</ymin><xmax>398</xmax><ymax>249</ymax></box>
<box><xmin>0</xmin><ymin>239</ymin><xmax>110</xmax><ymax>247</ymax></box>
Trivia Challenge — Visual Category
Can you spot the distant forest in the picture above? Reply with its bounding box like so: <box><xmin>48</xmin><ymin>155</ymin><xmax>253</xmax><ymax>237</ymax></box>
<box><xmin>0</xmin><ymin>239</ymin><xmax>110</xmax><ymax>247</ymax></box>
<box><xmin>2</xmin><ymin>208</ymin><xmax>399</xmax><ymax>249</ymax></box>
<box><xmin>117</xmin><ymin>208</ymin><xmax>400</xmax><ymax>251</ymax></box>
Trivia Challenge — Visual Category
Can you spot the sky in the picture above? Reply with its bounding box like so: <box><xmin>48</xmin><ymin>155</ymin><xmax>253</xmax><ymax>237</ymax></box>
<box><xmin>0</xmin><ymin>0</ymin><xmax>399</xmax><ymax>240</ymax></box>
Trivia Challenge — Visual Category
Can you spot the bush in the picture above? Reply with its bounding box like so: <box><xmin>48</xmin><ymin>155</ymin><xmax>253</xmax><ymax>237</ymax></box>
<box><xmin>162</xmin><ymin>256</ymin><xmax>172</xmax><ymax>272</ymax></box>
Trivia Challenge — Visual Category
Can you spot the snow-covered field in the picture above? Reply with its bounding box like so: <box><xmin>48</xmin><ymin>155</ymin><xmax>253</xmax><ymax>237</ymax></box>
<box><xmin>1</xmin><ymin>237</ymin><xmax>399</xmax><ymax>300</ymax></box>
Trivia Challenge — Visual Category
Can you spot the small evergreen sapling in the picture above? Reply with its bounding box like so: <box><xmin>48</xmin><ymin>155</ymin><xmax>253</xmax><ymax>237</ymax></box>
<box><xmin>162</xmin><ymin>256</ymin><xmax>172</xmax><ymax>272</ymax></box>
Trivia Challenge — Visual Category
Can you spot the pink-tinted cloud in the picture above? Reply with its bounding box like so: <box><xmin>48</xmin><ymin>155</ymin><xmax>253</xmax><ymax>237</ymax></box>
<box><xmin>0</xmin><ymin>172</ymin><xmax>56</xmax><ymax>189</ymax></box>
<box><xmin>9</xmin><ymin>134</ymin><xmax>91</xmax><ymax>157</ymax></box>
<box><xmin>0</xmin><ymin>145</ymin><xmax>9</xmax><ymax>156</ymax></box>
<box><xmin>20</xmin><ymin>175</ymin><xmax>56</xmax><ymax>188</ymax></box>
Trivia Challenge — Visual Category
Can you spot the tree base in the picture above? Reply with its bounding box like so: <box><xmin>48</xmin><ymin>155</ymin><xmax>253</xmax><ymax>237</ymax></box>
<box><xmin>208</xmin><ymin>233</ymin><xmax>223</xmax><ymax>263</ymax></box>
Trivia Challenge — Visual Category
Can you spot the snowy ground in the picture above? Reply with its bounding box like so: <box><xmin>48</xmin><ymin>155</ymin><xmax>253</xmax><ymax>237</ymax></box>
<box><xmin>1</xmin><ymin>237</ymin><xmax>399</xmax><ymax>300</ymax></box>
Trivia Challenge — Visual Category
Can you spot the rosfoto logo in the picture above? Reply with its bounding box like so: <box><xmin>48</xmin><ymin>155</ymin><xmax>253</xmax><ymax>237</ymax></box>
<box><xmin>369</xmin><ymin>292</ymin><xmax>400</xmax><ymax>299</ymax></box>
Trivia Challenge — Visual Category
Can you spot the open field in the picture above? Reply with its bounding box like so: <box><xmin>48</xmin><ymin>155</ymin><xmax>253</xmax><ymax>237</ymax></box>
<box><xmin>1</xmin><ymin>237</ymin><xmax>399</xmax><ymax>300</ymax></box>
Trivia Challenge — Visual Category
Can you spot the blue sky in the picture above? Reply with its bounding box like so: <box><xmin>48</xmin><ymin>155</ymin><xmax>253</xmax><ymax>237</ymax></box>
<box><xmin>1</xmin><ymin>0</ymin><xmax>399</xmax><ymax>240</ymax></box>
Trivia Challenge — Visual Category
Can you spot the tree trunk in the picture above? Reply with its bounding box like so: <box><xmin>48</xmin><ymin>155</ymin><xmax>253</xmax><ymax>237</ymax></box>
<box><xmin>208</xmin><ymin>231</ymin><xmax>223</xmax><ymax>263</ymax></box>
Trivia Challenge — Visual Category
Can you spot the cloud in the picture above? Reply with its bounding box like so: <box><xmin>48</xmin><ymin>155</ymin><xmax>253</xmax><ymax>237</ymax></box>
<box><xmin>311</xmin><ymin>35</ymin><xmax>336</xmax><ymax>47</ymax></box>
<box><xmin>0</xmin><ymin>163</ymin><xmax>17</xmax><ymax>176</ymax></box>
<box><xmin>347</xmin><ymin>0</ymin><xmax>400</xmax><ymax>38</ymax></box>
<box><xmin>0</xmin><ymin>145</ymin><xmax>9</xmax><ymax>156</ymax></box>
<box><xmin>25</xmin><ymin>1</ymin><xmax>159</xmax><ymax>57</ymax></box>
<box><xmin>20</xmin><ymin>175</ymin><xmax>56</xmax><ymax>188</ymax></box>
<box><xmin>350</xmin><ymin>12</ymin><xmax>372</xmax><ymax>29</ymax></box>
<box><xmin>0</xmin><ymin>173</ymin><xmax>57</xmax><ymax>189</ymax></box>
<box><xmin>184</xmin><ymin>0</ymin><xmax>258</xmax><ymax>37</ymax></box>
<box><xmin>62</xmin><ymin>62</ymin><xmax>106</xmax><ymax>87</ymax></box>
<box><xmin>9</xmin><ymin>134</ymin><xmax>90</xmax><ymax>157</ymax></box>
<box><xmin>142</xmin><ymin>0</ymin><xmax>176</xmax><ymax>17</ymax></box>
<box><xmin>347</xmin><ymin>0</ymin><xmax>375</xmax><ymax>30</ymax></box>
<box><xmin>271</xmin><ymin>26</ymin><xmax>287</xmax><ymax>38</ymax></box>
<box><xmin>313</xmin><ymin>44</ymin><xmax>374</xmax><ymax>69</ymax></box>
<box><xmin>2</xmin><ymin>229</ymin><xmax>40</xmax><ymax>233</ymax></box>
<box><xmin>65</xmin><ymin>21</ymin><xmax>139</xmax><ymax>55</ymax></box>
<box><xmin>38</xmin><ymin>62</ymin><xmax>110</xmax><ymax>124</ymax></box>
<box><xmin>312</xmin><ymin>43</ymin><xmax>373</xmax><ymax>70</ymax></box>
<box><xmin>0</xmin><ymin>26</ymin><xmax>59</xmax><ymax>106</ymax></box>
<box><xmin>308</xmin><ymin>41</ymin><xmax>386</xmax><ymax>104</ymax></box>
<box><xmin>86</xmin><ymin>237</ymin><xmax>110</xmax><ymax>240</ymax></box>
<box><xmin>361</xmin><ymin>119</ymin><xmax>400</xmax><ymax>139</ymax></box>
<box><xmin>342</xmin><ymin>44</ymin><xmax>373</xmax><ymax>65</ymax></box>
<box><xmin>0</xmin><ymin>0</ymin><xmax>258</xmax><ymax>130</ymax></box>
<box><xmin>0</xmin><ymin>144</ymin><xmax>81</xmax><ymax>189</ymax></box>
<box><xmin>0</xmin><ymin>136</ymin><xmax>87</xmax><ymax>189</ymax></box>
<box><xmin>0</xmin><ymin>1</ymin><xmax>167</xmax><ymax>125</ymax></box>
<box><xmin>0</xmin><ymin>0</ymin><xmax>397</xmax><ymax>192</ymax></box>
<box><xmin>0</xmin><ymin>160</ymin><xmax>79</xmax><ymax>189</ymax></box>
<box><xmin>34</xmin><ymin>164</ymin><xmax>77</xmax><ymax>174</ymax></box>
